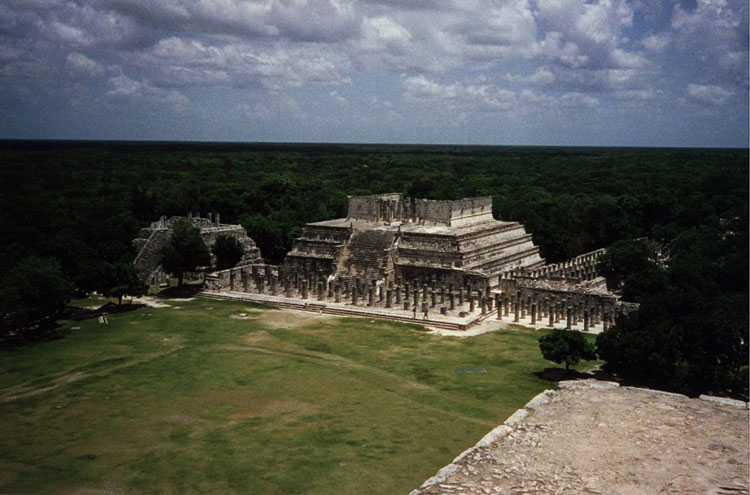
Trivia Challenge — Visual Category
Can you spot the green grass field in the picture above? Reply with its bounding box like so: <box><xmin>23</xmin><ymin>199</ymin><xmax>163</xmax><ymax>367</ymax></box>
<box><xmin>0</xmin><ymin>298</ymin><xmax>597</xmax><ymax>494</ymax></box>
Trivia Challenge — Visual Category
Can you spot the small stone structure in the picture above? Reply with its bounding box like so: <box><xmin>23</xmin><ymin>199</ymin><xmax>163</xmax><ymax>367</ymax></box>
<box><xmin>132</xmin><ymin>213</ymin><xmax>262</xmax><ymax>284</ymax></box>
<box><xmin>412</xmin><ymin>379</ymin><xmax>749</xmax><ymax>495</ymax></box>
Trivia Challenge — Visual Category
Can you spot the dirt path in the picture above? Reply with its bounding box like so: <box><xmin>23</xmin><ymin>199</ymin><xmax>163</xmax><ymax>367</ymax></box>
<box><xmin>0</xmin><ymin>343</ymin><xmax>184</xmax><ymax>403</ymax></box>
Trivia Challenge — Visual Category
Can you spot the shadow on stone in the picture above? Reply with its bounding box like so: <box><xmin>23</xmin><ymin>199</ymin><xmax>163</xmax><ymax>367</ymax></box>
<box><xmin>535</xmin><ymin>366</ymin><xmax>620</xmax><ymax>383</ymax></box>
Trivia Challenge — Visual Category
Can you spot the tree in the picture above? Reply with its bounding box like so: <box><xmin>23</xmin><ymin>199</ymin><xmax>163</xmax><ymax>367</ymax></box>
<box><xmin>596</xmin><ymin>238</ymin><xmax>656</xmax><ymax>293</ymax></box>
<box><xmin>211</xmin><ymin>234</ymin><xmax>244</xmax><ymax>270</ymax></box>
<box><xmin>0</xmin><ymin>257</ymin><xmax>75</xmax><ymax>340</ymax></box>
<box><xmin>98</xmin><ymin>262</ymin><xmax>148</xmax><ymax>304</ymax></box>
<box><xmin>596</xmin><ymin>220</ymin><xmax>749</xmax><ymax>399</ymax></box>
<box><xmin>158</xmin><ymin>221</ymin><xmax>210</xmax><ymax>287</ymax></box>
<box><xmin>539</xmin><ymin>329</ymin><xmax>597</xmax><ymax>370</ymax></box>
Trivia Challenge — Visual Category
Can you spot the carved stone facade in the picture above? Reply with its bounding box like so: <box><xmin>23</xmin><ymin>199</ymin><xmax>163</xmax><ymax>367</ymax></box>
<box><xmin>281</xmin><ymin>193</ymin><xmax>545</xmax><ymax>289</ymax></box>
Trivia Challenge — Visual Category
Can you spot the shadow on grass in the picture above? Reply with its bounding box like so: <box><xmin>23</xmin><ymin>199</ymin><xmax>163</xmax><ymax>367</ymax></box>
<box><xmin>156</xmin><ymin>284</ymin><xmax>204</xmax><ymax>299</ymax></box>
<box><xmin>2</xmin><ymin>301</ymin><xmax>146</xmax><ymax>349</ymax></box>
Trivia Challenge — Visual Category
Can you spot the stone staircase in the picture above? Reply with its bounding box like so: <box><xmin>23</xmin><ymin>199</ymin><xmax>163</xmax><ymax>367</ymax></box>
<box><xmin>335</xmin><ymin>230</ymin><xmax>396</xmax><ymax>284</ymax></box>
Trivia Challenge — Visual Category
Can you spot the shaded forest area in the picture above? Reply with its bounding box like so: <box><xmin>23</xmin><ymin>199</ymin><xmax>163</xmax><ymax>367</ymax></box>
<box><xmin>0</xmin><ymin>141</ymin><xmax>747</xmax><ymax>397</ymax></box>
<box><xmin>0</xmin><ymin>141</ymin><xmax>745</xmax><ymax>272</ymax></box>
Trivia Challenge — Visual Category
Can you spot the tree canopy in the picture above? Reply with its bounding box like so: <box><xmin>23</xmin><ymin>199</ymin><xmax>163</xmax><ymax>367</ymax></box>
<box><xmin>158</xmin><ymin>221</ymin><xmax>210</xmax><ymax>287</ymax></box>
<box><xmin>538</xmin><ymin>330</ymin><xmax>597</xmax><ymax>370</ymax></box>
<box><xmin>597</xmin><ymin>215</ymin><xmax>749</xmax><ymax>399</ymax></box>
<box><xmin>0</xmin><ymin>257</ymin><xmax>75</xmax><ymax>340</ymax></box>
<box><xmin>211</xmin><ymin>234</ymin><xmax>244</xmax><ymax>270</ymax></box>
<box><xmin>97</xmin><ymin>262</ymin><xmax>148</xmax><ymax>304</ymax></box>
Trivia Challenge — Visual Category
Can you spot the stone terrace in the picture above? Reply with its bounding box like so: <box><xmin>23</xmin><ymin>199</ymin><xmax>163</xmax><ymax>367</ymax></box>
<box><xmin>412</xmin><ymin>380</ymin><xmax>749</xmax><ymax>495</ymax></box>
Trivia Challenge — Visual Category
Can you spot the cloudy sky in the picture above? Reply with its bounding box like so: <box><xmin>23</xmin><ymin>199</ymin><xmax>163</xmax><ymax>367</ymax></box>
<box><xmin>0</xmin><ymin>0</ymin><xmax>747</xmax><ymax>147</ymax></box>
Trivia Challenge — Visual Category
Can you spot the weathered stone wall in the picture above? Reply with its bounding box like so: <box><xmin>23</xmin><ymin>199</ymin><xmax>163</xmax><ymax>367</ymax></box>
<box><xmin>347</xmin><ymin>193</ymin><xmax>403</xmax><ymax>222</ymax></box>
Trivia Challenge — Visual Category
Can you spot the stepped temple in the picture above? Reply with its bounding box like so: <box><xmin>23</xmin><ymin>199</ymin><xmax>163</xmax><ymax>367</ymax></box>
<box><xmin>136</xmin><ymin>194</ymin><xmax>631</xmax><ymax>331</ymax></box>
<box><xmin>282</xmin><ymin>193</ymin><xmax>545</xmax><ymax>289</ymax></box>
<box><xmin>132</xmin><ymin>213</ymin><xmax>262</xmax><ymax>284</ymax></box>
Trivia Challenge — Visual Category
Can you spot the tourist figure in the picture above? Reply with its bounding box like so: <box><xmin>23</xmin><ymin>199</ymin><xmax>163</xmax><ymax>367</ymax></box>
<box><xmin>423</xmin><ymin>305</ymin><xmax>429</xmax><ymax>320</ymax></box>
<box><xmin>412</xmin><ymin>306</ymin><xmax>417</xmax><ymax>319</ymax></box>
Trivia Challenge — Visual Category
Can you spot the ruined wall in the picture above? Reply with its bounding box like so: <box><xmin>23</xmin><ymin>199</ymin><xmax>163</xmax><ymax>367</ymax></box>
<box><xmin>346</xmin><ymin>193</ymin><xmax>494</xmax><ymax>227</ymax></box>
<box><xmin>347</xmin><ymin>193</ymin><xmax>403</xmax><ymax>222</ymax></box>
<box><xmin>133</xmin><ymin>215</ymin><xmax>262</xmax><ymax>284</ymax></box>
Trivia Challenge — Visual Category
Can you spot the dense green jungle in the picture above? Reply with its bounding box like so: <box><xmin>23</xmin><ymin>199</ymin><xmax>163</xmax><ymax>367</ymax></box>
<box><xmin>0</xmin><ymin>140</ymin><xmax>747</xmax><ymax>398</ymax></box>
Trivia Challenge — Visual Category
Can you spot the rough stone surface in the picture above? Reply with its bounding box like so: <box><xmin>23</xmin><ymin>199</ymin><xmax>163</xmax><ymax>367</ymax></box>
<box><xmin>413</xmin><ymin>380</ymin><xmax>749</xmax><ymax>495</ymax></box>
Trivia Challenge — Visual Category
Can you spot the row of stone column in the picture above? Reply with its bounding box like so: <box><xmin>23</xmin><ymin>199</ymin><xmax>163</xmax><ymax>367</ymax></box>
<box><xmin>493</xmin><ymin>291</ymin><xmax>613</xmax><ymax>331</ymax></box>
<box><xmin>528</xmin><ymin>249</ymin><xmax>606</xmax><ymax>281</ymax></box>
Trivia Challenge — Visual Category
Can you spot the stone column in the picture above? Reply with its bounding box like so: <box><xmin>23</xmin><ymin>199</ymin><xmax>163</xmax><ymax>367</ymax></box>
<box><xmin>301</xmin><ymin>280</ymin><xmax>308</xmax><ymax>299</ymax></box>
<box><xmin>584</xmin><ymin>309</ymin><xmax>590</xmax><ymax>332</ymax></box>
<box><xmin>531</xmin><ymin>303</ymin><xmax>537</xmax><ymax>325</ymax></box>
<box><xmin>414</xmin><ymin>290</ymin><xmax>420</xmax><ymax>310</ymax></box>
<box><xmin>285</xmin><ymin>279</ymin><xmax>292</xmax><ymax>298</ymax></box>
<box><xmin>422</xmin><ymin>285</ymin><xmax>428</xmax><ymax>300</ymax></box>
<box><xmin>469</xmin><ymin>296</ymin><xmax>475</xmax><ymax>313</ymax></box>
<box><xmin>271</xmin><ymin>276</ymin><xmax>278</xmax><ymax>296</ymax></box>
<box><xmin>548</xmin><ymin>301</ymin><xmax>554</xmax><ymax>327</ymax></box>
<box><xmin>458</xmin><ymin>287</ymin><xmax>464</xmax><ymax>305</ymax></box>
<box><xmin>352</xmin><ymin>286</ymin><xmax>358</xmax><ymax>305</ymax></box>
<box><xmin>368</xmin><ymin>287</ymin><xmax>374</xmax><ymax>306</ymax></box>
<box><xmin>513</xmin><ymin>298</ymin><xmax>520</xmax><ymax>322</ymax></box>
<box><xmin>395</xmin><ymin>286</ymin><xmax>401</xmax><ymax>304</ymax></box>
<box><xmin>449</xmin><ymin>292</ymin><xmax>455</xmax><ymax>311</ymax></box>
<box><xmin>385</xmin><ymin>289</ymin><xmax>392</xmax><ymax>308</ymax></box>
<box><xmin>440</xmin><ymin>286</ymin><xmax>446</xmax><ymax>304</ymax></box>
<box><xmin>317</xmin><ymin>281</ymin><xmax>324</xmax><ymax>301</ymax></box>
<box><xmin>504</xmin><ymin>296</ymin><xmax>509</xmax><ymax>316</ymax></box>
<box><xmin>242</xmin><ymin>271</ymin><xmax>250</xmax><ymax>292</ymax></box>
<box><xmin>480</xmin><ymin>296</ymin><xmax>486</xmax><ymax>315</ymax></box>
<box><xmin>603</xmin><ymin>313</ymin><xmax>609</xmax><ymax>331</ymax></box>
<box><xmin>378</xmin><ymin>286</ymin><xmax>384</xmax><ymax>303</ymax></box>
<box><xmin>431</xmin><ymin>290</ymin><xmax>436</xmax><ymax>308</ymax></box>
<box><xmin>566</xmin><ymin>307</ymin><xmax>572</xmax><ymax>330</ymax></box>
<box><xmin>335</xmin><ymin>284</ymin><xmax>341</xmax><ymax>303</ymax></box>
<box><xmin>328</xmin><ymin>282</ymin><xmax>333</xmax><ymax>298</ymax></box>
<box><xmin>257</xmin><ymin>275</ymin><xmax>264</xmax><ymax>294</ymax></box>
<box><xmin>405</xmin><ymin>283</ymin><xmax>410</xmax><ymax>301</ymax></box>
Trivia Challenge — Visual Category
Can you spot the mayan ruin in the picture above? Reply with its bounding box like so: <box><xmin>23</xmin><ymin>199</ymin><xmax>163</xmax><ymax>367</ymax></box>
<box><xmin>188</xmin><ymin>193</ymin><xmax>628</xmax><ymax>332</ymax></box>
<box><xmin>132</xmin><ymin>212</ymin><xmax>262</xmax><ymax>285</ymax></box>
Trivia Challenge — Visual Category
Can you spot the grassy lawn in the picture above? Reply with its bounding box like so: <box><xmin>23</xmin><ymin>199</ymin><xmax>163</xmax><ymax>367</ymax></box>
<box><xmin>0</xmin><ymin>298</ymin><xmax>597</xmax><ymax>494</ymax></box>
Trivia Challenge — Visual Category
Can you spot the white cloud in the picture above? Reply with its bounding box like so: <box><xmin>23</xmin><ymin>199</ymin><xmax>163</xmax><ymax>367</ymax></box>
<box><xmin>641</xmin><ymin>34</ymin><xmax>669</xmax><ymax>53</ymax></box>
<box><xmin>686</xmin><ymin>83</ymin><xmax>734</xmax><ymax>105</ymax></box>
<box><xmin>141</xmin><ymin>37</ymin><xmax>352</xmax><ymax>89</ymax></box>
<box><xmin>671</xmin><ymin>0</ymin><xmax>748</xmax><ymax>83</ymax></box>
<box><xmin>402</xmin><ymin>75</ymin><xmax>599</xmax><ymax>113</ymax></box>
<box><xmin>106</xmin><ymin>74</ymin><xmax>188</xmax><ymax>111</ymax></box>
<box><xmin>66</xmin><ymin>52</ymin><xmax>106</xmax><ymax>76</ymax></box>
<box><xmin>504</xmin><ymin>67</ymin><xmax>556</xmax><ymax>84</ymax></box>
